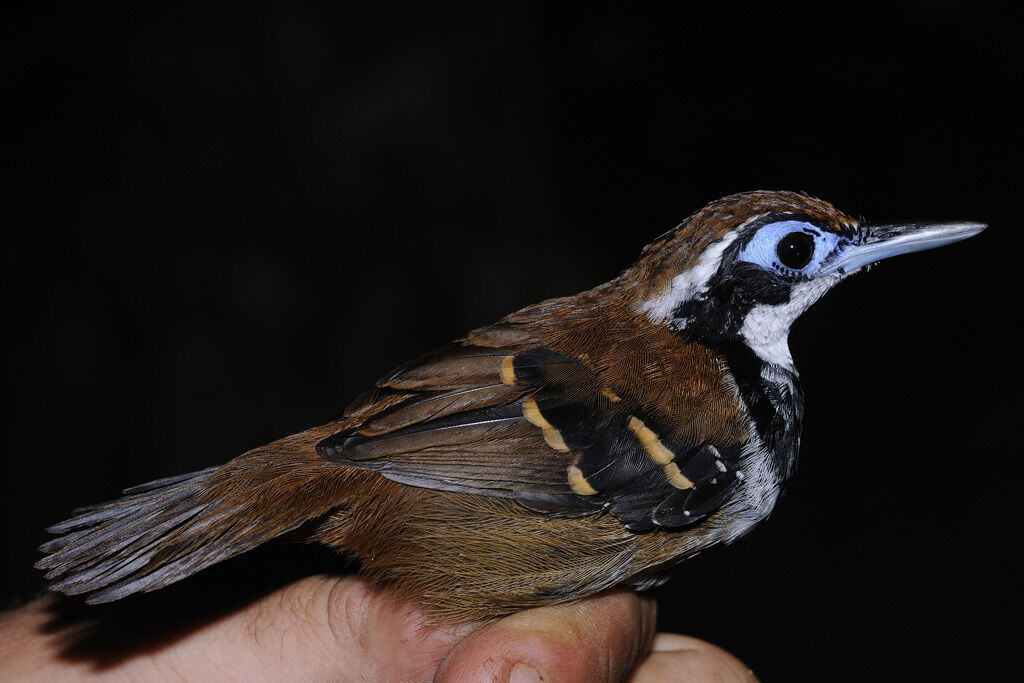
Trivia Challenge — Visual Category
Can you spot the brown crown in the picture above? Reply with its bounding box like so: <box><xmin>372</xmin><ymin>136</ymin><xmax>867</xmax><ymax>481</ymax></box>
<box><xmin>624</xmin><ymin>190</ymin><xmax>859</xmax><ymax>299</ymax></box>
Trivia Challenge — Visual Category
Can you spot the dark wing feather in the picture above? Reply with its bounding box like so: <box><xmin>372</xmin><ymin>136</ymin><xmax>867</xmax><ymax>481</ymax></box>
<box><xmin>316</xmin><ymin>337</ymin><xmax>746</xmax><ymax>530</ymax></box>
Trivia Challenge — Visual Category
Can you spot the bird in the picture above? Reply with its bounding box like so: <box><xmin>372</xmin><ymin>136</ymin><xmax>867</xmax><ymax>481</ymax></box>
<box><xmin>37</xmin><ymin>190</ymin><xmax>985</xmax><ymax>624</ymax></box>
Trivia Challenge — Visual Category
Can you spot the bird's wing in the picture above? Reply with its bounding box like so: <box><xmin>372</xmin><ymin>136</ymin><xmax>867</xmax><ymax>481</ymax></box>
<box><xmin>316</xmin><ymin>328</ymin><xmax>745</xmax><ymax>531</ymax></box>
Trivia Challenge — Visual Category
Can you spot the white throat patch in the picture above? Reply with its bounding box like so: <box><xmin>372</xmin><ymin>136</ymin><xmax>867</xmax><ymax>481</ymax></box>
<box><xmin>739</xmin><ymin>273</ymin><xmax>844</xmax><ymax>369</ymax></box>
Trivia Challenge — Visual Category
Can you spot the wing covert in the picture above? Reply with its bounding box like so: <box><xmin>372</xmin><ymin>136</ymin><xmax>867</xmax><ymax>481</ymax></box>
<box><xmin>316</xmin><ymin>336</ymin><xmax>747</xmax><ymax>530</ymax></box>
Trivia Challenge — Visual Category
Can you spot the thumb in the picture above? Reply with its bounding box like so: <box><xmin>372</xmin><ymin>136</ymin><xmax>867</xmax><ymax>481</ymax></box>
<box><xmin>436</xmin><ymin>587</ymin><xmax>657</xmax><ymax>683</ymax></box>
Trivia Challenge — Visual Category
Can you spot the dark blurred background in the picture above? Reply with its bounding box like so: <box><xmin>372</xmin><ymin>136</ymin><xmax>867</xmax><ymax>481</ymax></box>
<box><xmin>4</xmin><ymin>1</ymin><xmax>1020</xmax><ymax>680</ymax></box>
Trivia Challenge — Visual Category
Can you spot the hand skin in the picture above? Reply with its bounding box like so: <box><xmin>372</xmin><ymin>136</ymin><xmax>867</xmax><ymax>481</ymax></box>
<box><xmin>0</xmin><ymin>576</ymin><xmax>756</xmax><ymax>682</ymax></box>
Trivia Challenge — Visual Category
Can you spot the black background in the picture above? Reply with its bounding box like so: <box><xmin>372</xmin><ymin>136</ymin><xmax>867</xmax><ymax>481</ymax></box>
<box><xmin>4</xmin><ymin>2</ymin><xmax>1021</xmax><ymax>680</ymax></box>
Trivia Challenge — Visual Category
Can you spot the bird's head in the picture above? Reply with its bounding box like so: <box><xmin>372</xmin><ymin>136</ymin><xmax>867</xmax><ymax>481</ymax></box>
<box><xmin>628</xmin><ymin>191</ymin><xmax>985</xmax><ymax>367</ymax></box>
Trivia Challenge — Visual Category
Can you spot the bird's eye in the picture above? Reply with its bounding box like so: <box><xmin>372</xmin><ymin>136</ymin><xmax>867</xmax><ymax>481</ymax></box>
<box><xmin>776</xmin><ymin>232</ymin><xmax>815</xmax><ymax>270</ymax></box>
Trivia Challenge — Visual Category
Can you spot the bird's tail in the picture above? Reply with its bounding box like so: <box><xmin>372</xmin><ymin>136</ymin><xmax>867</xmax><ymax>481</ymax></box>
<box><xmin>36</xmin><ymin>423</ymin><xmax>352</xmax><ymax>603</ymax></box>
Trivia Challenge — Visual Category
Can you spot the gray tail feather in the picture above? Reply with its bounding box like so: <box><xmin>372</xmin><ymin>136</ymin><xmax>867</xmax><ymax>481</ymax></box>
<box><xmin>36</xmin><ymin>467</ymin><xmax>272</xmax><ymax>604</ymax></box>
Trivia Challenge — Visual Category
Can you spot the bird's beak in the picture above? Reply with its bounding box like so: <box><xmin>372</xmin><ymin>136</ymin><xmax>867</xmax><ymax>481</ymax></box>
<box><xmin>817</xmin><ymin>221</ymin><xmax>987</xmax><ymax>276</ymax></box>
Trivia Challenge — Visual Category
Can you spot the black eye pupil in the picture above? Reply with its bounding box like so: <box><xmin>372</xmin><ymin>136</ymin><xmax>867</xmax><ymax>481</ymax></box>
<box><xmin>776</xmin><ymin>232</ymin><xmax>815</xmax><ymax>270</ymax></box>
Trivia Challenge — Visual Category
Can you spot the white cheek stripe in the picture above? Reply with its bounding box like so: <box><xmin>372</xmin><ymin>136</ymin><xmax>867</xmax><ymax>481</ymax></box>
<box><xmin>637</xmin><ymin>231</ymin><xmax>739</xmax><ymax>322</ymax></box>
<box><xmin>636</xmin><ymin>214</ymin><xmax>766</xmax><ymax>324</ymax></box>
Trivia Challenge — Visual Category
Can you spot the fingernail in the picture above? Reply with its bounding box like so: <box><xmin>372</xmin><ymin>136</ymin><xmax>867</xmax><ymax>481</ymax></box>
<box><xmin>651</xmin><ymin>633</ymin><xmax>699</xmax><ymax>652</ymax></box>
<box><xmin>508</xmin><ymin>662</ymin><xmax>544</xmax><ymax>683</ymax></box>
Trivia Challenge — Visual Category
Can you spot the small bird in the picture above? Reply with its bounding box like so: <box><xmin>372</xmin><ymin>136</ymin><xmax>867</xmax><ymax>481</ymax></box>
<box><xmin>38</xmin><ymin>191</ymin><xmax>984</xmax><ymax>623</ymax></box>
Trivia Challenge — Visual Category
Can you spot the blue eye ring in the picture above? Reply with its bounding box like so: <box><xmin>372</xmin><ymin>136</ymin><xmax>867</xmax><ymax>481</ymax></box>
<box><xmin>737</xmin><ymin>219</ymin><xmax>845</xmax><ymax>279</ymax></box>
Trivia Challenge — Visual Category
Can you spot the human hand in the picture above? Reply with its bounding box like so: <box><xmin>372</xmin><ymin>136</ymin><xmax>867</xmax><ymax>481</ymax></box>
<box><xmin>0</xmin><ymin>575</ymin><xmax>756</xmax><ymax>681</ymax></box>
